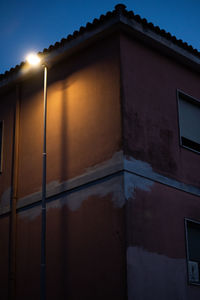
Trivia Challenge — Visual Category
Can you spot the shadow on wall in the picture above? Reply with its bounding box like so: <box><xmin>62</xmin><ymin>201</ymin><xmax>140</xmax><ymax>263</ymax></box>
<box><xmin>60</xmin><ymin>79</ymin><xmax>69</xmax><ymax>299</ymax></box>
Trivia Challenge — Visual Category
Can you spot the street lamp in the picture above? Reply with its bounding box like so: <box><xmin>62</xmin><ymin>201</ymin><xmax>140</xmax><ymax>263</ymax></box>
<box><xmin>26</xmin><ymin>53</ymin><xmax>41</xmax><ymax>66</ymax></box>
<box><xmin>26</xmin><ymin>53</ymin><xmax>47</xmax><ymax>300</ymax></box>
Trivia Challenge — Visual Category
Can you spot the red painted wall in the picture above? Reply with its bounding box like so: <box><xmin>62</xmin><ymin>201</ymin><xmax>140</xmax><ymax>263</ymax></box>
<box><xmin>121</xmin><ymin>33</ymin><xmax>200</xmax><ymax>299</ymax></box>
<box><xmin>15</xmin><ymin>184</ymin><xmax>126</xmax><ymax>299</ymax></box>
<box><xmin>18</xmin><ymin>35</ymin><xmax>122</xmax><ymax>199</ymax></box>
<box><xmin>0</xmin><ymin>34</ymin><xmax>126</xmax><ymax>299</ymax></box>
<box><xmin>126</xmin><ymin>180</ymin><xmax>200</xmax><ymax>300</ymax></box>
<box><xmin>120</xmin><ymin>34</ymin><xmax>200</xmax><ymax>187</ymax></box>
<box><xmin>0</xmin><ymin>88</ymin><xmax>15</xmax><ymax>207</ymax></box>
<box><xmin>1</xmin><ymin>28</ymin><xmax>200</xmax><ymax>300</ymax></box>
<box><xmin>0</xmin><ymin>217</ymin><xmax>9</xmax><ymax>299</ymax></box>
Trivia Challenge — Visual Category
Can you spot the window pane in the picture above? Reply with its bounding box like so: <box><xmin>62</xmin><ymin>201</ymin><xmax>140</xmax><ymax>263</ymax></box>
<box><xmin>179</xmin><ymin>97</ymin><xmax>200</xmax><ymax>145</ymax></box>
<box><xmin>187</xmin><ymin>221</ymin><xmax>200</xmax><ymax>262</ymax></box>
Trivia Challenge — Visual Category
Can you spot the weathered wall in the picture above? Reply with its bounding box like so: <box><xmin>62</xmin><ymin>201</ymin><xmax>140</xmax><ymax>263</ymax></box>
<box><xmin>1</xmin><ymin>28</ymin><xmax>200</xmax><ymax>300</ymax></box>
<box><xmin>125</xmin><ymin>168</ymin><xmax>200</xmax><ymax>300</ymax></box>
<box><xmin>120</xmin><ymin>34</ymin><xmax>200</xmax><ymax>300</ymax></box>
<box><xmin>18</xmin><ymin>35</ymin><xmax>121</xmax><ymax>199</ymax></box>
<box><xmin>0</xmin><ymin>88</ymin><xmax>15</xmax><ymax>212</ymax></box>
<box><xmin>15</xmin><ymin>173</ymin><xmax>126</xmax><ymax>300</ymax></box>
<box><xmin>120</xmin><ymin>34</ymin><xmax>200</xmax><ymax>187</ymax></box>
<box><xmin>0</xmin><ymin>89</ymin><xmax>15</xmax><ymax>299</ymax></box>
<box><xmin>0</xmin><ymin>34</ymin><xmax>126</xmax><ymax>299</ymax></box>
<box><xmin>0</xmin><ymin>216</ymin><xmax>9</xmax><ymax>299</ymax></box>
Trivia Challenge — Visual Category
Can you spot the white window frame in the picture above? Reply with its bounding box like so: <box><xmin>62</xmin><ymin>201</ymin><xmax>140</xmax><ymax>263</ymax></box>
<box><xmin>177</xmin><ymin>90</ymin><xmax>200</xmax><ymax>154</ymax></box>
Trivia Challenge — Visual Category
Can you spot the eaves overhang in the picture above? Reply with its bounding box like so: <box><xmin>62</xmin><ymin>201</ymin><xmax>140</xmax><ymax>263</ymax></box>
<box><xmin>0</xmin><ymin>13</ymin><xmax>122</xmax><ymax>91</ymax></box>
<box><xmin>0</xmin><ymin>4</ymin><xmax>200</xmax><ymax>91</ymax></box>
<box><xmin>119</xmin><ymin>13</ymin><xmax>200</xmax><ymax>72</ymax></box>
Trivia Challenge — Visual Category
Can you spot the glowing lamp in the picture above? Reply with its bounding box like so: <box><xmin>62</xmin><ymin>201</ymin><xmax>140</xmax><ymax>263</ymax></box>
<box><xmin>26</xmin><ymin>53</ymin><xmax>41</xmax><ymax>66</ymax></box>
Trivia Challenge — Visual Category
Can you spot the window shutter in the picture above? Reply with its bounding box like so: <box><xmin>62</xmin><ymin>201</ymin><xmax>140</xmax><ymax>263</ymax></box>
<box><xmin>179</xmin><ymin>97</ymin><xmax>200</xmax><ymax>145</ymax></box>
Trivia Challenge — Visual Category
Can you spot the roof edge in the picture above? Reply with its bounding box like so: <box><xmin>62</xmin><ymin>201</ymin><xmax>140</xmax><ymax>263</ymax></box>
<box><xmin>0</xmin><ymin>3</ymin><xmax>200</xmax><ymax>89</ymax></box>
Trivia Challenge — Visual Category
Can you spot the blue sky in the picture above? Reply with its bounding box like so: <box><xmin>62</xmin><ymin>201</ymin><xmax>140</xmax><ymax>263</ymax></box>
<box><xmin>0</xmin><ymin>0</ymin><xmax>200</xmax><ymax>74</ymax></box>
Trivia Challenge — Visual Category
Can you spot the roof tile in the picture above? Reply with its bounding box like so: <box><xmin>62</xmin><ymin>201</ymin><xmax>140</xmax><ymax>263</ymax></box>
<box><xmin>1</xmin><ymin>3</ymin><xmax>200</xmax><ymax>80</ymax></box>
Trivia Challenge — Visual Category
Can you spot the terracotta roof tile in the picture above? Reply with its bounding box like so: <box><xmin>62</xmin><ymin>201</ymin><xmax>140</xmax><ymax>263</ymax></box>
<box><xmin>1</xmin><ymin>3</ymin><xmax>200</xmax><ymax>81</ymax></box>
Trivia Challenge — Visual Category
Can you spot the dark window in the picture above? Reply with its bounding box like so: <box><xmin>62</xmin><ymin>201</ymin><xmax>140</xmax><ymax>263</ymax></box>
<box><xmin>181</xmin><ymin>137</ymin><xmax>200</xmax><ymax>153</ymax></box>
<box><xmin>185</xmin><ymin>219</ymin><xmax>200</xmax><ymax>284</ymax></box>
<box><xmin>178</xmin><ymin>91</ymin><xmax>200</xmax><ymax>153</ymax></box>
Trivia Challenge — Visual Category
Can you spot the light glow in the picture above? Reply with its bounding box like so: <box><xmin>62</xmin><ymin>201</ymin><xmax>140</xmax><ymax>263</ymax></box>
<box><xmin>26</xmin><ymin>53</ymin><xmax>41</xmax><ymax>66</ymax></box>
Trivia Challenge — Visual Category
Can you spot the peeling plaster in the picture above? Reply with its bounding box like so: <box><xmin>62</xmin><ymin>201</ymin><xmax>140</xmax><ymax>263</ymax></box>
<box><xmin>124</xmin><ymin>157</ymin><xmax>153</xmax><ymax>178</ymax></box>
<box><xmin>127</xmin><ymin>246</ymin><xmax>188</xmax><ymax>300</ymax></box>
<box><xmin>2</xmin><ymin>152</ymin><xmax>200</xmax><ymax>218</ymax></box>
<box><xmin>124</xmin><ymin>172</ymin><xmax>153</xmax><ymax>200</ymax></box>
<box><xmin>124</xmin><ymin>156</ymin><xmax>200</xmax><ymax>196</ymax></box>
<box><xmin>19</xmin><ymin>174</ymin><xmax>124</xmax><ymax>220</ymax></box>
<box><xmin>17</xmin><ymin>151</ymin><xmax>124</xmax><ymax>211</ymax></box>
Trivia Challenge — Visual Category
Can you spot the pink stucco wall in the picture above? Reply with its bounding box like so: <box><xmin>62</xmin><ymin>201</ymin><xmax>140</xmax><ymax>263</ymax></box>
<box><xmin>0</xmin><ymin>35</ymin><xmax>126</xmax><ymax>300</ymax></box>
<box><xmin>120</xmin><ymin>34</ymin><xmax>200</xmax><ymax>187</ymax></box>
<box><xmin>0</xmin><ymin>88</ymin><xmax>15</xmax><ymax>209</ymax></box>
<box><xmin>126</xmin><ymin>178</ymin><xmax>200</xmax><ymax>300</ymax></box>
<box><xmin>121</xmin><ymin>33</ymin><xmax>200</xmax><ymax>299</ymax></box>
<box><xmin>0</xmin><ymin>216</ymin><xmax>9</xmax><ymax>299</ymax></box>
<box><xmin>17</xmin><ymin>35</ymin><xmax>121</xmax><ymax>199</ymax></box>
<box><xmin>16</xmin><ymin>178</ymin><xmax>126</xmax><ymax>300</ymax></box>
<box><xmin>0</xmin><ymin>28</ymin><xmax>200</xmax><ymax>300</ymax></box>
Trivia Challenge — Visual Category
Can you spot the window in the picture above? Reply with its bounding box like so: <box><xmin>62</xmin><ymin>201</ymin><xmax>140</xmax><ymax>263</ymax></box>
<box><xmin>185</xmin><ymin>219</ymin><xmax>200</xmax><ymax>285</ymax></box>
<box><xmin>178</xmin><ymin>91</ymin><xmax>200</xmax><ymax>153</ymax></box>
<box><xmin>0</xmin><ymin>121</ymin><xmax>3</xmax><ymax>172</ymax></box>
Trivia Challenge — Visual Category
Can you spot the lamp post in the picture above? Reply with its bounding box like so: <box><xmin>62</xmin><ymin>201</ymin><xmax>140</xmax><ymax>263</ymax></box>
<box><xmin>26</xmin><ymin>53</ymin><xmax>47</xmax><ymax>300</ymax></box>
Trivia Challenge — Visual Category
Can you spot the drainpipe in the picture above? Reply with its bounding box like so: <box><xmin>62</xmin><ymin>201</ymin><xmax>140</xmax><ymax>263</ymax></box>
<box><xmin>9</xmin><ymin>84</ymin><xmax>20</xmax><ymax>299</ymax></box>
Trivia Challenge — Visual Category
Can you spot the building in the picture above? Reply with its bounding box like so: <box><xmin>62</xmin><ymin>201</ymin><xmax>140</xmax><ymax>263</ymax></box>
<box><xmin>0</xmin><ymin>4</ymin><xmax>200</xmax><ymax>300</ymax></box>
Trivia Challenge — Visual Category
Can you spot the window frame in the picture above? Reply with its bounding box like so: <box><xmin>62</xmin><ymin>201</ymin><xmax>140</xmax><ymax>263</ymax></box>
<box><xmin>185</xmin><ymin>218</ymin><xmax>200</xmax><ymax>286</ymax></box>
<box><xmin>177</xmin><ymin>90</ymin><xmax>200</xmax><ymax>154</ymax></box>
<box><xmin>0</xmin><ymin>120</ymin><xmax>4</xmax><ymax>173</ymax></box>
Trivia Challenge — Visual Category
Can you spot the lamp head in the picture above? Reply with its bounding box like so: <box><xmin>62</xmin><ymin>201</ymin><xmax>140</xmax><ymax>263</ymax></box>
<box><xmin>26</xmin><ymin>53</ymin><xmax>41</xmax><ymax>66</ymax></box>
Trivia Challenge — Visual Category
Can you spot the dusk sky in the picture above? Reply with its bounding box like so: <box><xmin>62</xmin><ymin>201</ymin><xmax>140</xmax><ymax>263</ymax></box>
<box><xmin>1</xmin><ymin>0</ymin><xmax>200</xmax><ymax>74</ymax></box>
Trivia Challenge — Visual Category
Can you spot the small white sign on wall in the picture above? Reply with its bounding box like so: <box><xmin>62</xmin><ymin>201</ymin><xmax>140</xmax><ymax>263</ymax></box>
<box><xmin>188</xmin><ymin>261</ymin><xmax>199</xmax><ymax>283</ymax></box>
